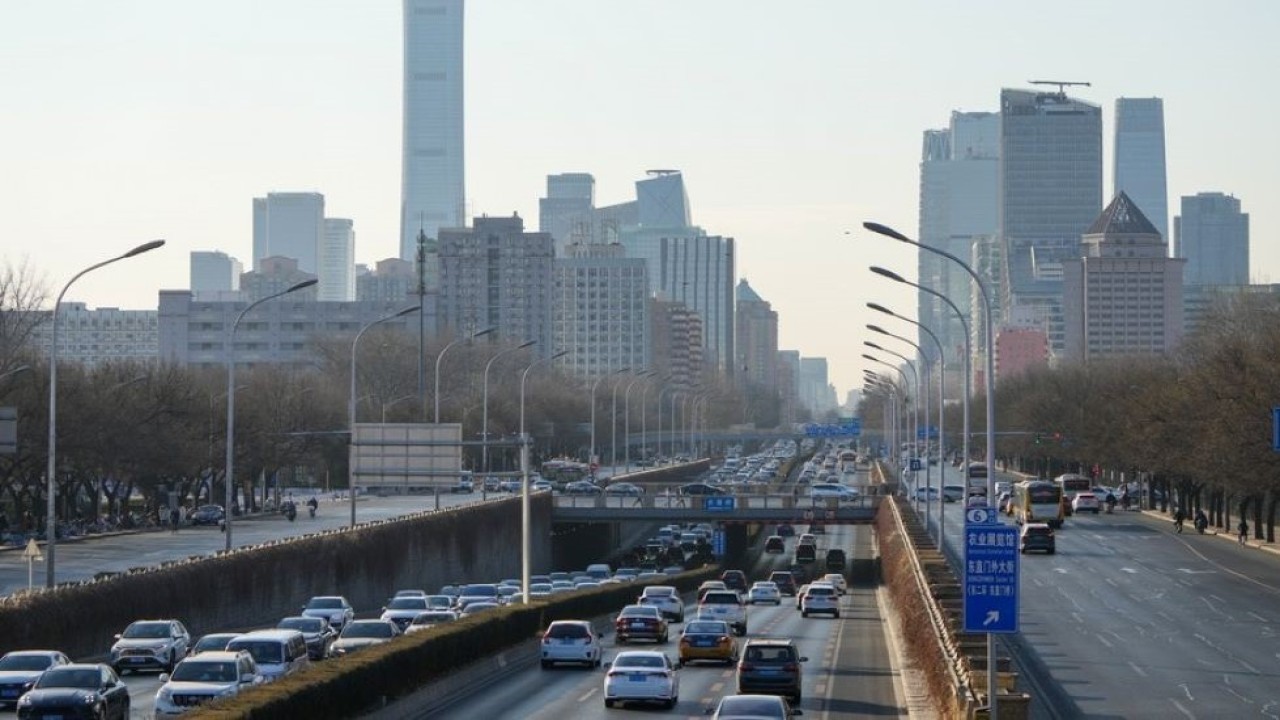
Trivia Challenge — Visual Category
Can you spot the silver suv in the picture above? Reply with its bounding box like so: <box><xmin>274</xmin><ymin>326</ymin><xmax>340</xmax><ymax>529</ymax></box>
<box><xmin>153</xmin><ymin>650</ymin><xmax>262</xmax><ymax>716</ymax></box>
<box><xmin>698</xmin><ymin>590</ymin><xmax>748</xmax><ymax>636</ymax></box>
<box><xmin>110</xmin><ymin>619</ymin><xmax>190</xmax><ymax>674</ymax></box>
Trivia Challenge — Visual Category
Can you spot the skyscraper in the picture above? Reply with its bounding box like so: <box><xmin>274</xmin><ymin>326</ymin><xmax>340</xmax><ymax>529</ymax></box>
<box><xmin>319</xmin><ymin>218</ymin><xmax>356</xmax><ymax>301</ymax></box>
<box><xmin>189</xmin><ymin>251</ymin><xmax>242</xmax><ymax>299</ymax></box>
<box><xmin>657</xmin><ymin>235</ymin><xmax>735</xmax><ymax>373</ymax></box>
<box><xmin>400</xmin><ymin>0</ymin><xmax>465</xmax><ymax>263</ymax></box>
<box><xmin>1174</xmin><ymin>192</ymin><xmax>1250</xmax><ymax>286</ymax></box>
<box><xmin>999</xmin><ymin>87</ymin><xmax>1103</xmax><ymax>355</ymax></box>
<box><xmin>539</xmin><ymin>173</ymin><xmax>596</xmax><ymax>254</ymax></box>
<box><xmin>1114</xmin><ymin>97</ymin><xmax>1169</xmax><ymax>241</ymax></box>
<box><xmin>735</xmin><ymin>279</ymin><xmax>778</xmax><ymax>390</ymax></box>
<box><xmin>252</xmin><ymin>192</ymin><xmax>325</xmax><ymax>273</ymax></box>
<box><xmin>554</xmin><ymin>243</ymin><xmax>648</xmax><ymax>379</ymax></box>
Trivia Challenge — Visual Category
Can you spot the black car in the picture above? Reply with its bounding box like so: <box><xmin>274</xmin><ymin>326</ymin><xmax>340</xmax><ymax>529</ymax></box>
<box><xmin>1019</xmin><ymin>523</ymin><xmax>1056</xmax><ymax>554</ymax></box>
<box><xmin>776</xmin><ymin>523</ymin><xmax>795</xmax><ymax>538</ymax></box>
<box><xmin>767</xmin><ymin>571</ymin><xmax>798</xmax><ymax>596</ymax></box>
<box><xmin>16</xmin><ymin>664</ymin><xmax>129</xmax><ymax>720</ymax></box>
<box><xmin>720</xmin><ymin>569</ymin><xmax>748</xmax><ymax>592</ymax></box>
<box><xmin>825</xmin><ymin>549</ymin><xmax>847</xmax><ymax>572</ymax></box>
<box><xmin>677</xmin><ymin>483</ymin><xmax>726</xmax><ymax>496</ymax></box>
<box><xmin>764</xmin><ymin>535</ymin><xmax>786</xmax><ymax>554</ymax></box>
<box><xmin>737</xmin><ymin>639</ymin><xmax>808</xmax><ymax>703</ymax></box>
<box><xmin>188</xmin><ymin>505</ymin><xmax>225</xmax><ymax>526</ymax></box>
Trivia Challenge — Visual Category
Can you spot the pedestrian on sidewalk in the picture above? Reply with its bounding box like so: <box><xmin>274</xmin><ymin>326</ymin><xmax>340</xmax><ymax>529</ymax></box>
<box><xmin>1238</xmin><ymin>519</ymin><xmax>1249</xmax><ymax>545</ymax></box>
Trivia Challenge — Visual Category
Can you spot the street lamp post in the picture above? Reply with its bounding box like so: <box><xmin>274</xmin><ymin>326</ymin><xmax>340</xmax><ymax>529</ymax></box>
<box><xmin>483</xmin><ymin>340</ymin><xmax>537</xmax><ymax>476</ymax></box>
<box><xmin>622</xmin><ymin>371</ymin><xmax>652</xmax><ymax>472</ymax></box>
<box><xmin>668</xmin><ymin>391</ymin><xmax>682</xmax><ymax>460</ymax></box>
<box><xmin>865</xmin><ymin>343</ymin><xmax>919</xmax><ymax>484</ymax></box>
<box><xmin>862</xmin><ymin>354</ymin><xmax>911</xmax><ymax>477</ymax></box>
<box><xmin>864</xmin><ymin>220</ymin><xmax>998</xmax><ymax>718</ymax></box>
<box><xmin>870</xmin><ymin>302</ymin><xmax>949</xmax><ymax>544</ymax></box>
<box><xmin>610</xmin><ymin>369</ymin><xmax>635</xmax><ymax>476</ymax></box>
<box><xmin>434</xmin><ymin>326</ymin><xmax>496</xmax><ymax>423</ymax></box>
<box><xmin>869</xmin><ymin>325</ymin><xmax>933</xmax><ymax>531</ymax></box>
<box><xmin>656</xmin><ymin>385</ymin><xmax>674</xmax><ymax>463</ymax></box>
<box><xmin>520</xmin><ymin>350</ymin><xmax>569</xmax><ymax>604</ymax></box>
<box><xmin>640</xmin><ymin>375</ymin><xmax>669</xmax><ymax>466</ymax></box>
<box><xmin>589</xmin><ymin>368</ymin><xmax>628</xmax><ymax>478</ymax></box>
<box><xmin>871</xmin><ymin>267</ymin><xmax>972</xmax><ymax>548</ymax></box>
<box><xmin>350</xmin><ymin>306</ymin><xmax>420</xmax><ymax>527</ymax></box>
<box><xmin>46</xmin><ymin>240</ymin><xmax>165</xmax><ymax>586</ymax></box>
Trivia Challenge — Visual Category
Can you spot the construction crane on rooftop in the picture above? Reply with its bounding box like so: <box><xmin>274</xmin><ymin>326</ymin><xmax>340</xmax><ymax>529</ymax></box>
<box><xmin>1030</xmin><ymin>79</ymin><xmax>1091</xmax><ymax>96</ymax></box>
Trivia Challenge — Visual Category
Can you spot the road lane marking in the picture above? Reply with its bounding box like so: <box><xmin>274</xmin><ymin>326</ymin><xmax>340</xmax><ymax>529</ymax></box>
<box><xmin>1167</xmin><ymin>533</ymin><xmax>1280</xmax><ymax>595</ymax></box>
<box><xmin>1248</xmin><ymin>612</ymin><xmax>1267</xmax><ymax>622</ymax></box>
<box><xmin>1128</xmin><ymin>662</ymin><xmax>1148</xmax><ymax>677</ymax></box>
<box><xmin>1171</xmin><ymin>699</ymin><xmax>1196</xmax><ymax>719</ymax></box>
<box><xmin>1094</xmin><ymin>633</ymin><xmax>1113</xmax><ymax>648</ymax></box>
<box><xmin>1121</xmin><ymin>567</ymin><xmax>1139</xmax><ymax>573</ymax></box>
<box><xmin>710</xmin><ymin>682</ymin><xmax>724</xmax><ymax>692</ymax></box>
<box><xmin>577</xmin><ymin>688</ymin><xmax>596</xmax><ymax>702</ymax></box>
<box><xmin>1179</xmin><ymin>683</ymin><xmax>1196</xmax><ymax>701</ymax></box>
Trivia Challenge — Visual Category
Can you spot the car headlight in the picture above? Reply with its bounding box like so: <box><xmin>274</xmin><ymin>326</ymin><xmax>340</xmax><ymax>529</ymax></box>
<box><xmin>18</xmin><ymin>695</ymin><xmax>31</xmax><ymax>706</ymax></box>
<box><xmin>156</xmin><ymin>687</ymin><xmax>172</xmax><ymax>702</ymax></box>
<box><xmin>82</xmin><ymin>692</ymin><xmax>98</xmax><ymax>704</ymax></box>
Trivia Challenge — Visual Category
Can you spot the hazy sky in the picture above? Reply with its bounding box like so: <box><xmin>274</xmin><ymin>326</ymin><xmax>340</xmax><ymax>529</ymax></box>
<box><xmin>4</xmin><ymin>1</ymin><xmax>1279</xmax><ymax>399</ymax></box>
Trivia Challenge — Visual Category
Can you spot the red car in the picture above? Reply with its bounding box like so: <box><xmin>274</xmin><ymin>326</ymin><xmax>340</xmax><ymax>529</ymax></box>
<box><xmin>615</xmin><ymin>605</ymin><xmax>669</xmax><ymax>644</ymax></box>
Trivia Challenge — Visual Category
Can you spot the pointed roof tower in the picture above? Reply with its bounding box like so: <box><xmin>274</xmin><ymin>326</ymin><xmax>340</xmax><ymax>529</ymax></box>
<box><xmin>1085</xmin><ymin>191</ymin><xmax>1161</xmax><ymax>237</ymax></box>
<box><xmin>736</xmin><ymin>278</ymin><xmax>764</xmax><ymax>304</ymax></box>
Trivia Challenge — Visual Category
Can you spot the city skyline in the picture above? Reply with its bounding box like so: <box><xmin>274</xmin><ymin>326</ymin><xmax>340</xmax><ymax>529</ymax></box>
<box><xmin>4</xmin><ymin>0</ymin><xmax>1279</xmax><ymax>398</ymax></box>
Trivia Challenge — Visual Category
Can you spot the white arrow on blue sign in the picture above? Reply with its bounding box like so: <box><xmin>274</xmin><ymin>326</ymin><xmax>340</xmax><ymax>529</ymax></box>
<box><xmin>963</xmin><ymin>523</ymin><xmax>1019</xmax><ymax>634</ymax></box>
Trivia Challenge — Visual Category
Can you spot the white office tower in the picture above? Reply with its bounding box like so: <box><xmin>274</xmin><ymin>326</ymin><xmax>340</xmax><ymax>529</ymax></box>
<box><xmin>1174</xmin><ymin>192</ymin><xmax>1250</xmax><ymax>286</ymax></box>
<box><xmin>554</xmin><ymin>243</ymin><xmax>648</xmax><ymax>379</ymax></box>
<box><xmin>400</xmin><ymin>0</ymin><xmax>465</xmax><ymax>262</ymax></box>
<box><xmin>1114</xmin><ymin>97</ymin><xmax>1169</xmax><ymax>242</ymax></box>
<box><xmin>252</xmin><ymin>192</ymin><xmax>325</xmax><ymax>273</ymax></box>
<box><xmin>621</xmin><ymin>171</ymin><xmax>699</xmax><ymax>296</ymax></box>
<box><xmin>540</xmin><ymin>173</ymin><xmax>596</xmax><ymax>254</ymax></box>
<box><xmin>657</xmin><ymin>234</ymin><xmax>735</xmax><ymax>373</ymax></box>
<box><xmin>189</xmin><ymin>251</ymin><xmax>242</xmax><ymax>300</ymax></box>
<box><xmin>319</xmin><ymin>218</ymin><xmax>356</xmax><ymax>301</ymax></box>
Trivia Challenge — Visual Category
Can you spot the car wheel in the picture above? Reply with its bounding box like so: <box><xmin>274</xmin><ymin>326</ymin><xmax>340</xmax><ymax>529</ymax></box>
<box><xmin>663</xmin><ymin>698</ymin><xmax>676</xmax><ymax>709</ymax></box>
<box><xmin>834</xmin><ymin>611</ymin><xmax>841</xmax><ymax>618</ymax></box>
<box><xmin>802</xmin><ymin>610</ymin><xmax>809</xmax><ymax>617</ymax></box>
<box><xmin>540</xmin><ymin>660</ymin><xmax>552</xmax><ymax>669</ymax></box>
<box><xmin>594</xmin><ymin>656</ymin><xmax>602</xmax><ymax>668</ymax></box>
<box><xmin>604</xmin><ymin>699</ymin><xmax>615</xmax><ymax>708</ymax></box>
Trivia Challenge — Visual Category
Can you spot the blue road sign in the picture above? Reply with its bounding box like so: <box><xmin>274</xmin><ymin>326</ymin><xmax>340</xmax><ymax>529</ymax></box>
<box><xmin>1273</xmin><ymin>407</ymin><xmax>1280</xmax><ymax>452</ymax></box>
<box><xmin>963</xmin><ymin>523</ymin><xmax>1019</xmax><ymax>634</ymax></box>
<box><xmin>711</xmin><ymin>529</ymin><xmax>726</xmax><ymax>557</ymax></box>
<box><xmin>916</xmin><ymin>425</ymin><xmax>939</xmax><ymax>440</ymax></box>
<box><xmin>909</xmin><ymin>458</ymin><xmax>923</xmax><ymax>472</ymax></box>
<box><xmin>705</xmin><ymin>496</ymin><xmax>736</xmax><ymax>512</ymax></box>
<box><xmin>803</xmin><ymin>419</ymin><xmax>862</xmax><ymax>438</ymax></box>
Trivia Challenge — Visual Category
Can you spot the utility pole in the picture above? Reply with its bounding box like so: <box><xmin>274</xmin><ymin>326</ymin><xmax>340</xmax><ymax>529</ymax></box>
<box><xmin>416</xmin><ymin>226</ymin><xmax>428</xmax><ymax>418</ymax></box>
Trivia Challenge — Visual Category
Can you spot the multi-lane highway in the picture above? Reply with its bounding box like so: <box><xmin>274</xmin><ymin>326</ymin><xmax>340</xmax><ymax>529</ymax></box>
<box><xmin>911</xmin><ymin>466</ymin><xmax>1280</xmax><ymax>720</ymax></box>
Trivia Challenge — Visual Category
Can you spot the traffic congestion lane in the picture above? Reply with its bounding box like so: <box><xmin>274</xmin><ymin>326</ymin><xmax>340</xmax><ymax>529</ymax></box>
<box><xmin>930</xmin><ymin>480</ymin><xmax>1280</xmax><ymax>719</ymax></box>
<box><xmin>1</xmin><ymin>492</ymin><xmax>491</xmax><ymax>596</ymax></box>
<box><xmin>0</xmin><ymin>671</ymin><xmax>161</xmax><ymax>720</ymax></box>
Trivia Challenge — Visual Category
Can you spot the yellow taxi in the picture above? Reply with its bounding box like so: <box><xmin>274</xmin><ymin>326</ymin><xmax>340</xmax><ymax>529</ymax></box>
<box><xmin>678</xmin><ymin>619</ymin><xmax>739</xmax><ymax>665</ymax></box>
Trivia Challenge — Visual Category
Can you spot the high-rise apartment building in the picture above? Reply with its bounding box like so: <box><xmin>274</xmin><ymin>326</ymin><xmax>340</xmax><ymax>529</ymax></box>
<box><xmin>553</xmin><ymin>243</ymin><xmax>648</xmax><ymax>379</ymax></box>
<box><xmin>776</xmin><ymin>350</ymin><xmax>802</xmax><ymax>424</ymax></box>
<box><xmin>734</xmin><ymin>280</ymin><xmax>778</xmax><ymax>390</ymax></box>
<box><xmin>799</xmin><ymin>357</ymin><xmax>835</xmax><ymax>416</ymax></box>
<box><xmin>240</xmin><ymin>257</ymin><xmax>318</xmax><ymax>303</ymax></box>
<box><xmin>1114</xmin><ymin>98</ymin><xmax>1169</xmax><ymax>242</ymax></box>
<box><xmin>1174</xmin><ymin>192</ymin><xmax>1250</xmax><ymax>286</ymax></box>
<box><xmin>1062</xmin><ymin>193</ymin><xmax>1185</xmax><ymax>361</ymax></box>
<box><xmin>999</xmin><ymin>88</ymin><xmax>1103</xmax><ymax>356</ymax></box>
<box><xmin>319</xmin><ymin>219</ymin><xmax>356</xmax><ymax>302</ymax></box>
<box><xmin>252</xmin><ymin>192</ymin><xmax>325</xmax><ymax>273</ymax></box>
<box><xmin>540</xmin><ymin>173</ymin><xmax>596</xmax><ymax>254</ymax></box>
<box><xmin>400</xmin><ymin>0</ymin><xmax>465</xmax><ymax>262</ymax></box>
<box><xmin>657</xmin><ymin>235</ymin><xmax>735</xmax><ymax>372</ymax></box>
<box><xmin>357</xmin><ymin>258</ymin><xmax>418</xmax><ymax>303</ymax></box>
<box><xmin>190</xmin><ymin>251</ymin><xmax>242</xmax><ymax>299</ymax></box>
<box><xmin>649</xmin><ymin>297</ymin><xmax>703</xmax><ymax>393</ymax></box>
<box><xmin>918</xmin><ymin>111</ymin><xmax>999</xmax><ymax>380</ymax></box>
<box><xmin>27</xmin><ymin>303</ymin><xmax>157</xmax><ymax>368</ymax></box>
<box><xmin>438</xmin><ymin>215</ymin><xmax>554</xmax><ymax>354</ymax></box>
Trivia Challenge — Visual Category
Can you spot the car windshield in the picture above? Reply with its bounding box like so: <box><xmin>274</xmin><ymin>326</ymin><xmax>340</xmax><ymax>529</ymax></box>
<box><xmin>387</xmin><ymin>598</ymin><xmax>428</xmax><ymax>610</ymax></box>
<box><xmin>278</xmin><ymin>618</ymin><xmax>323</xmax><ymax>633</ymax></box>
<box><xmin>228</xmin><ymin>641</ymin><xmax>283</xmax><ymax>665</ymax></box>
<box><xmin>460</xmin><ymin>584</ymin><xmax>497</xmax><ymax>597</ymax></box>
<box><xmin>643</xmin><ymin>587</ymin><xmax>674</xmax><ymax>597</ymax></box>
<box><xmin>620</xmin><ymin>606</ymin><xmax>659</xmax><ymax>618</ymax></box>
<box><xmin>171</xmin><ymin>661</ymin><xmax>238</xmax><ymax>683</ymax></box>
<box><xmin>0</xmin><ymin>654</ymin><xmax>54</xmax><ymax>671</ymax></box>
<box><xmin>194</xmin><ymin>635</ymin><xmax>234</xmax><ymax>652</ymax></box>
<box><xmin>122</xmin><ymin>622</ymin><xmax>170</xmax><ymax>639</ymax></box>
<box><xmin>546</xmin><ymin>623</ymin><xmax>589</xmax><ymax>638</ymax></box>
<box><xmin>718</xmin><ymin>695</ymin><xmax>785</xmax><ymax>716</ymax></box>
<box><xmin>343</xmin><ymin>623</ymin><xmax>394</xmax><ymax>639</ymax></box>
<box><xmin>425</xmin><ymin>596</ymin><xmax>453</xmax><ymax>607</ymax></box>
<box><xmin>306</xmin><ymin>598</ymin><xmax>343</xmax><ymax>610</ymax></box>
<box><xmin>530</xmin><ymin>583</ymin><xmax>553</xmax><ymax>592</ymax></box>
<box><xmin>745</xmin><ymin>645</ymin><xmax>796</xmax><ymax>663</ymax></box>
<box><xmin>614</xmin><ymin>654</ymin><xmax>666</xmax><ymax>669</ymax></box>
<box><xmin>36</xmin><ymin>668</ymin><xmax>99</xmax><ymax>689</ymax></box>
<box><xmin>684</xmin><ymin>622</ymin><xmax>728</xmax><ymax>635</ymax></box>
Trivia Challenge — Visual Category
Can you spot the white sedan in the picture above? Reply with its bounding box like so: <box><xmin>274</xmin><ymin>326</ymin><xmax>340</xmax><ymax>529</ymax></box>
<box><xmin>746</xmin><ymin>582</ymin><xmax>782</xmax><ymax>606</ymax></box>
<box><xmin>603</xmin><ymin>651</ymin><xmax>680</xmax><ymax>709</ymax></box>
<box><xmin>821</xmin><ymin>573</ymin><xmax>848</xmax><ymax>595</ymax></box>
<box><xmin>809</xmin><ymin>483</ymin><xmax>859</xmax><ymax>500</ymax></box>
<box><xmin>1072</xmin><ymin>492</ymin><xmax>1101</xmax><ymax>514</ymax></box>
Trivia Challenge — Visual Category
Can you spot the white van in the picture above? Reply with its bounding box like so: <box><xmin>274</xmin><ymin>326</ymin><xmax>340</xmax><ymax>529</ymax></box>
<box><xmin>226</xmin><ymin>630</ymin><xmax>310</xmax><ymax>682</ymax></box>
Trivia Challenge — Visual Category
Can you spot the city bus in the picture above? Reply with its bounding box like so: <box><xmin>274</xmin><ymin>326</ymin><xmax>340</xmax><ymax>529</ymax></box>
<box><xmin>966</xmin><ymin>462</ymin><xmax>989</xmax><ymax>497</ymax></box>
<box><xmin>1054</xmin><ymin>473</ymin><xmax>1092</xmax><ymax>516</ymax></box>
<box><xmin>1010</xmin><ymin>480</ymin><xmax>1064</xmax><ymax>528</ymax></box>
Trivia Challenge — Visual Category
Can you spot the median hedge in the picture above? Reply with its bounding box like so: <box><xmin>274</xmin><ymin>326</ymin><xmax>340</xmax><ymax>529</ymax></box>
<box><xmin>186</xmin><ymin>566</ymin><xmax>719</xmax><ymax>720</ymax></box>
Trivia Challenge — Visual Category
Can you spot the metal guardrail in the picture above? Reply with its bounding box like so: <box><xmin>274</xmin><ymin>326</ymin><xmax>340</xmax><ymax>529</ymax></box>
<box><xmin>549</xmin><ymin>493</ymin><xmax>881</xmax><ymax>523</ymax></box>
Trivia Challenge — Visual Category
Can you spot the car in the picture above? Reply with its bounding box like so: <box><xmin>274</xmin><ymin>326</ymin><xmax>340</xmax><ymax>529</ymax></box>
<box><xmin>677</xmin><ymin>482</ymin><xmax>727</xmax><ymax>496</ymax></box>
<box><xmin>605</xmin><ymin>482</ymin><xmax>644</xmax><ymax>496</ymax></box>
<box><xmin>393</xmin><ymin>588</ymin><xmax>428</xmax><ymax>599</ymax></box>
<box><xmin>528</xmin><ymin>583</ymin><xmax>554</xmax><ymax>598</ymax></box>
<box><xmin>1072</xmin><ymin>492</ymin><xmax>1101</xmax><ymax>514</ymax></box>
<box><xmin>189</xmin><ymin>633</ymin><xmax>239</xmax><ymax>657</ymax></box>
<box><xmin>275</xmin><ymin>616</ymin><xmax>336</xmax><ymax>661</ymax></box>
<box><xmin>767</xmin><ymin>571</ymin><xmax>798</xmax><ymax>597</ymax></box>
<box><xmin>481</xmin><ymin>476</ymin><xmax>501</xmax><ymax>492</ymax></box>
<box><xmin>747</xmin><ymin>582</ymin><xmax>782</xmax><ymax>606</ymax></box>
<box><xmin>531</xmin><ymin>479</ymin><xmax>554</xmax><ymax>492</ymax></box>
<box><xmin>710</xmin><ymin>693</ymin><xmax>803</xmax><ymax>719</ymax></box>
<box><xmin>455</xmin><ymin>583</ymin><xmax>500</xmax><ymax>610</ymax></box>
<box><xmin>0</xmin><ymin>651</ymin><xmax>71</xmax><ymax>708</ymax></box>
<box><xmin>997</xmin><ymin>492</ymin><xmax>1013</xmax><ymax>514</ymax></box>
<box><xmin>824</xmin><ymin>549</ymin><xmax>847</xmax><ymax>572</ymax></box>
<box><xmin>109</xmin><ymin>619</ymin><xmax>190</xmax><ymax>674</ymax></box>
<box><xmin>638</xmin><ymin>585</ymin><xmax>685</xmax><ymax>622</ymax></box>
<box><xmin>794</xmin><ymin>543</ymin><xmax>816</xmax><ymax>565</ymax></box>
<box><xmin>380</xmin><ymin>596</ymin><xmax>432</xmax><ymax>631</ymax></box>
<box><xmin>794</xmin><ymin>584</ymin><xmax>810</xmax><ymax>610</ymax></box>
<box><xmin>15</xmin><ymin>664</ymin><xmax>129</xmax><ymax>720</ymax></box>
<box><xmin>497</xmin><ymin>478</ymin><xmax>522</xmax><ymax>493</ymax></box>
<box><xmin>764</xmin><ymin>535</ymin><xmax>786</xmax><ymax>554</ymax></box>
<box><xmin>941</xmin><ymin>485</ymin><xmax>967</xmax><ymax>502</ymax></box>
<box><xmin>451</xmin><ymin>476</ymin><xmax>475</xmax><ymax>493</ymax></box>
<box><xmin>225</xmin><ymin>630</ymin><xmax>310</xmax><ymax>681</ymax></box>
<box><xmin>699</xmin><ymin>590</ymin><xmax>748</xmax><ymax>636</ymax></box>
<box><xmin>187</xmin><ymin>504</ymin><xmax>225</xmax><ymax>526</ymax></box>
<box><xmin>797</xmin><ymin>533</ymin><xmax>816</xmax><ymax>546</ymax></box>
<box><xmin>720</xmin><ymin>569</ymin><xmax>748</xmax><ymax>592</ymax></box>
<box><xmin>820</xmin><ymin>573</ymin><xmax>847</xmax><ymax>595</ymax></box>
<box><xmin>603</xmin><ymin>650</ymin><xmax>680</xmax><ymax>709</ymax></box>
<box><xmin>152</xmin><ymin>650</ymin><xmax>262</xmax><ymax>716</ymax></box>
<box><xmin>737</xmin><ymin>639</ymin><xmax>808</xmax><ymax>703</ymax></box>
<box><xmin>460</xmin><ymin>601</ymin><xmax>501</xmax><ymax>616</ymax></box>
<box><xmin>327</xmin><ymin>619</ymin><xmax>401</xmax><ymax>658</ymax></box>
<box><xmin>540</xmin><ymin>620</ymin><xmax>602</xmax><ymax>668</ymax></box>
<box><xmin>300</xmin><ymin>596</ymin><xmax>355</xmax><ymax>631</ymax></box>
<box><xmin>698</xmin><ymin>580</ymin><xmax>728</xmax><ymax>601</ymax></box>
<box><xmin>800</xmin><ymin>583</ymin><xmax>840</xmax><ymax>618</ymax></box>
<box><xmin>1020</xmin><ymin>523</ymin><xmax>1056</xmax><ymax>554</ymax></box>
<box><xmin>564</xmin><ymin>480</ymin><xmax>603</xmax><ymax>496</ymax></box>
<box><xmin>405</xmin><ymin>611</ymin><xmax>458</xmax><ymax>634</ymax></box>
<box><xmin>809</xmin><ymin>483</ymin><xmax>859</xmax><ymax>500</ymax></box>
<box><xmin>913</xmin><ymin>486</ymin><xmax>942</xmax><ymax>501</ymax></box>
<box><xmin>776</xmin><ymin>523</ymin><xmax>795</xmax><ymax>537</ymax></box>
<box><xmin>615</xmin><ymin>604</ymin><xmax>670</xmax><ymax>644</ymax></box>
<box><xmin>678</xmin><ymin>619</ymin><xmax>739</xmax><ymax>665</ymax></box>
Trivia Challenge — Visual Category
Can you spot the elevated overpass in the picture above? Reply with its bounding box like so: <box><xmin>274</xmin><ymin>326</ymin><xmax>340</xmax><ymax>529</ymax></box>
<box><xmin>549</xmin><ymin>492</ymin><xmax>882</xmax><ymax>524</ymax></box>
